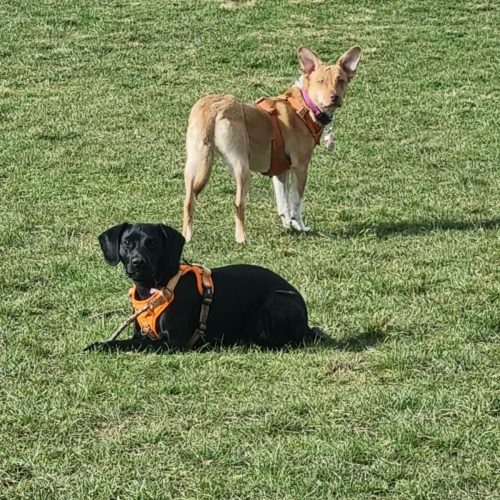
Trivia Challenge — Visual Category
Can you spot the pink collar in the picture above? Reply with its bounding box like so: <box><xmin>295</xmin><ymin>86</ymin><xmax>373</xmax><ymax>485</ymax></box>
<box><xmin>300</xmin><ymin>88</ymin><xmax>332</xmax><ymax>126</ymax></box>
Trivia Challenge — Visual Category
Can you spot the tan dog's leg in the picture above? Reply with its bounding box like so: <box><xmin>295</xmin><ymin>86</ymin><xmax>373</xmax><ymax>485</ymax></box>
<box><xmin>272</xmin><ymin>172</ymin><xmax>291</xmax><ymax>228</ymax></box>
<box><xmin>183</xmin><ymin>131</ymin><xmax>213</xmax><ymax>242</ymax></box>
<box><xmin>215</xmin><ymin>118</ymin><xmax>251</xmax><ymax>243</ymax></box>
<box><xmin>233</xmin><ymin>163</ymin><xmax>251</xmax><ymax>243</ymax></box>
<box><xmin>289</xmin><ymin>166</ymin><xmax>310</xmax><ymax>232</ymax></box>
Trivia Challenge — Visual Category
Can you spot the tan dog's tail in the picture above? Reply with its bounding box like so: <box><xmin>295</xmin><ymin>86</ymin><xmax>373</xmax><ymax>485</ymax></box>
<box><xmin>183</xmin><ymin>100</ymin><xmax>217</xmax><ymax>241</ymax></box>
<box><xmin>185</xmin><ymin>102</ymin><xmax>216</xmax><ymax>195</ymax></box>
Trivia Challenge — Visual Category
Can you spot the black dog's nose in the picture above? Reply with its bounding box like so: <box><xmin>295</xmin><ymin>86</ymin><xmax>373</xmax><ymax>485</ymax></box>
<box><xmin>131</xmin><ymin>256</ymin><xmax>145</xmax><ymax>268</ymax></box>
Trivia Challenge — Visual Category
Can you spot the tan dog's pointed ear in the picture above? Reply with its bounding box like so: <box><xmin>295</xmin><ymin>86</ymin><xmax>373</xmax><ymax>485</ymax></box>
<box><xmin>297</xmin><ymin>47</ymin><xmax>322</xmax><ymax>75</ymax></box>
<box><xmin>338</xmin><ymin>46</ymin><xmax>362</xmax><ymax>78</ymax></box>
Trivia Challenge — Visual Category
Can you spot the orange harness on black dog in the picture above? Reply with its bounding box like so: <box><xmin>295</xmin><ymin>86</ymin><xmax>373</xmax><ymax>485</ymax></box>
<box><xmin>129</xmin><ymin>264</ymin><xmax>214</xmax><ymax>347</ymax></box>
<box><xmin>256</xmin><ymin>96</ymin><xmax>323</xmax><ymax>177</ymax></box>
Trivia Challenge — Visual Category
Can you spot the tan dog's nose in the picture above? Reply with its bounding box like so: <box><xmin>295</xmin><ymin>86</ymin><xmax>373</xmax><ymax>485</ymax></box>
<box><xmin>331</xmin><ymin>93</ymin><xmax>342</xmax><ymax>107</ymax></box>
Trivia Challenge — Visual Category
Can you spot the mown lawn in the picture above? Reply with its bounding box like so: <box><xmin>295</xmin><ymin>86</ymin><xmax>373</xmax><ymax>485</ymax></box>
<box><xmin>0</xmin><ymin>0</ymin><xmax>498</xmax><ymax>498</ymax></box>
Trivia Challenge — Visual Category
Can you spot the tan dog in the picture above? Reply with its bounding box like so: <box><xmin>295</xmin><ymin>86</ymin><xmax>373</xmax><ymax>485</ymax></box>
<box><xmin>182</xmin><ymin>46</ymin><xmax>362</xmax><ymax>243</ymax></box>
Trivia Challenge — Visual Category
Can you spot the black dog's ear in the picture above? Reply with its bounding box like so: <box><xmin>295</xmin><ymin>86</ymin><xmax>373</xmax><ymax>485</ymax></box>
<box><xmin>98</xmin><ymin>223</ymin><xmax>130</xmax><ymax>266</ymax></box>
<box><xmin>159</xmin><ymin>224</ymin><xmax>185</xmax><ymax>267</ymax></box>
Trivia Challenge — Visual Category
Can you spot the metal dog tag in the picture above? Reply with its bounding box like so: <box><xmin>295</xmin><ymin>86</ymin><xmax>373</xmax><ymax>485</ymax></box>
<box><xmin>324</xmin><ymin>128</ymin><xmax>334</xmax><ymax>150</ymax></box>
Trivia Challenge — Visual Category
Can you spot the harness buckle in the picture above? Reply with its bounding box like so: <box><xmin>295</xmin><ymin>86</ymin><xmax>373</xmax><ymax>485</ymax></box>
<box><xmin>202</xmin><ymin>287</ymin><xmax>213</xmax><ymax>305</ymax></box>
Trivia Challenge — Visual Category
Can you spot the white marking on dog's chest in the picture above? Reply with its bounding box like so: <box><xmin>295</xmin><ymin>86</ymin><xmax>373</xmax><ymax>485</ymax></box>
<box><xmin>294</xmin><ymin>75</ymin><xmax>304</xmax><ymax>89</ymax></box>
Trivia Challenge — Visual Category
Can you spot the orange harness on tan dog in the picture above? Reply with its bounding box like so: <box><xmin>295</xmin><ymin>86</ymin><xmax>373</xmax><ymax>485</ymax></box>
<box><xmin>129</xmin><ymin>264</ymin><xmax>214</xmax><ymax>347</ymax></box>
<box><xmin>256</xmin><ymin>96</ymin><xmax>323</xmax><ymax>177</ymax></box>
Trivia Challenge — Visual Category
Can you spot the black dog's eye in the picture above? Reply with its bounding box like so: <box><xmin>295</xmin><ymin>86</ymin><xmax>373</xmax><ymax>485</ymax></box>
<box><xmin>123</xmin><ymin>238</ymin><xmax>132</xmax><ymax>248</ymax></box>
<box><xmin>144</xmin><ymin>238</ymin><xmax>157</xmax><ymax>249</ymax></box>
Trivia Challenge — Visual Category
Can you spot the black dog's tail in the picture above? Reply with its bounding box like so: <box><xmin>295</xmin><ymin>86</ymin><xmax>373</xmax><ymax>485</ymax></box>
<box><xmin>304</xmin><ymin>326</ymin><xmax>331</xmax><ymax>345</ymax></box>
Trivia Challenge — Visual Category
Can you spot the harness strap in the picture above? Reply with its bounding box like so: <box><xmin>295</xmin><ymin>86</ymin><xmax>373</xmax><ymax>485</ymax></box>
<box><xmin>281</xmin><ymin>95</ymin><xmax>323</xmax><ymax>145</ymax></box>
<box><xmin>255</xmin><ymin>94</ymin><xmax>323</xmax><ymax>177</ymax></box>
<box><xmin>110</xmin><ymin>265</ymin><xmax>215</xmax><ymax>348</ymax></box>
<box><xmin>256</xmin><ymin>98</ymin><xmax>291</xmax><ymax>177</ymax></box>
<box><xmin>185</xmin><ymin>267</ymin><xmax>214</xmax><ymax>348</ymax></box>
<box><xmin>107</xmin><ymin>269</ymin><xmax>182</xmax><ymax>342</ymax></box>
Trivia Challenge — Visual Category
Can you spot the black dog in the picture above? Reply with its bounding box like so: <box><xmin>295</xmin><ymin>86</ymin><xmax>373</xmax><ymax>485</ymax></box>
<box><xmin>86</xmin><ymin>223</ymin><xmax>327</xmax><ymax>352</ymax></box>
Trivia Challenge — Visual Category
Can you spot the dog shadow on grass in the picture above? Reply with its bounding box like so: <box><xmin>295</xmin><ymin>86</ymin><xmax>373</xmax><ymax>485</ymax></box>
<box><xmin>295</xmin><ymin>216</ymin><xmax>500</xmax><ymax>240</ymax></box>
<box><xmin>85</xmin><ymin>329</ymin><xmax>382</xmax><ymax>355</ymax></box>
<box><xmin>324</xmin><ymin>327</ymin><xmax>386</xmax><ymax>352</ymax></box>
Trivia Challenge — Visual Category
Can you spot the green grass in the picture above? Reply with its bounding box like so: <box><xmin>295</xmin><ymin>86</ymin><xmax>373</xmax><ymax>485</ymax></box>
<box><xmin>1</xmin><ymin>0</ymin><xmax>499</xmax><ymax>497</ymax></box>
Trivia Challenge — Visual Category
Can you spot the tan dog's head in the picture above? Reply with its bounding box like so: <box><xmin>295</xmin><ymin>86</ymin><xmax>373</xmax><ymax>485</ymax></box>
<box><xmin>297</xmin><ymin>46</ymin><xmax>362</xmax><ymax>114</ymax></box>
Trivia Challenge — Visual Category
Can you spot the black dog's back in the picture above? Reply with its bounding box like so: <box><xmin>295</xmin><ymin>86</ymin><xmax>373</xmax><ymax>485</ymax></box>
<box><xmin>211</xmin><ymin>264</ymin><xmax>300</xmax><ymax>300</ymax></box>
<box><xmin>202</xmin><ymin>264</ymin><xmax>308</xmax><ymax>346</ymax></box>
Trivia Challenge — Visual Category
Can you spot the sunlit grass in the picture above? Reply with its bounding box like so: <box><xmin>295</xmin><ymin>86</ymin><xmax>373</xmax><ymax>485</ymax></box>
<box><xmin>0</xmin><ymin>0</ymin><xmax>498</xmax><ymax>497</ymax></box>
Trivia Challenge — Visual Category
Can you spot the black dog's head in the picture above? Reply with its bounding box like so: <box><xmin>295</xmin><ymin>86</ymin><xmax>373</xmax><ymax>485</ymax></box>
<box><xmin>98</xmin><ymin>223</ymin><xmax>185</xmax><ymax>288</ymax></box>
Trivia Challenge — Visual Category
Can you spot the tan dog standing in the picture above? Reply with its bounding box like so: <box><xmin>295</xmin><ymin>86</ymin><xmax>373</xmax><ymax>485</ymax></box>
<box><xmin>182</xmin><ymin>46</ymin><xmax>362</xmax><ymax>243</ymax></box>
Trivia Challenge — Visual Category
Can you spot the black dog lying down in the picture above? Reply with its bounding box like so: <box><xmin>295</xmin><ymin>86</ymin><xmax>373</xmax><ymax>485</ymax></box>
<box><xmin>86</xmin><ymin>223</ymin><xmax>328</xmax><ymax>352</ymax></box>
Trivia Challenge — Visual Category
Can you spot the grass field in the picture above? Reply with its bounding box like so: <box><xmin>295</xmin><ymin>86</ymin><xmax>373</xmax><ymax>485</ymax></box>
<box><xmin>1</xmin><ymin>0</ymin><xmax>499</xmax><ymax>498</ymax></box>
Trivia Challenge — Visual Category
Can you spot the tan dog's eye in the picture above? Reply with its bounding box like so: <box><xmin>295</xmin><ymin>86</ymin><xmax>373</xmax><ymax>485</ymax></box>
<box><xmin>318</xmin><ymin>78</ymin><xmax>325</xmax><ymax>84</ymax></box>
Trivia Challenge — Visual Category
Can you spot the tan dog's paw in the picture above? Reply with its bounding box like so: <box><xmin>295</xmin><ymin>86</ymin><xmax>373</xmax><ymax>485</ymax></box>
<box><xmin>235</xmin><ymin>230</ymin><xmax>247</xmax><ymax>244</ymax></box>
<box><xmin>280</xmin><ymin>214</ymin><xmax>291</xmax><ymax>229</ymax></box>
<box><xmin>290</xmin><ymin>219</ymin><xmax>310</xmax><ymax>232</ymax></box>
